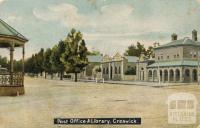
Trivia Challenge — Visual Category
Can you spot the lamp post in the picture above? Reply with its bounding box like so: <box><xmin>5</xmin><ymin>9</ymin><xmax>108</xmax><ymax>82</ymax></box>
<box><xmin>197</xmin><ymin>52</ymin><xmax>200</xmax><ymax>85</ymax></box>
<box><xmin>198</xmin><ymin>55</ymin><xmax>199</xmax><ymax>85</ymax></box>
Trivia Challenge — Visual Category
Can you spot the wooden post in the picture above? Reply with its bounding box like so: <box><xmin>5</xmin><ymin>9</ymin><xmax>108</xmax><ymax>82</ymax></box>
<box><xmin>22</xmin><ymin>44</ymin><xmax>25</xmax><ymax>86</ymax></box>
<box><xmin>10</xmin><ymin>43</ymin><xmax>14</xmax><ymax>85</ymax></box>
<box><xmin>173</xmin><ymin>69</ymin><xmax>176</xmax><ymax>83</ymax></box>
<box><xmin>168</xmin><ymin>69</ymin><xmax>170</xmax><ymax>83</ymax></box>
<box><xmin>108</xmin><ymin>62</ymin><xmax>111</xmax><ymax>80</ymax></box>
<box><xmin>121</xmin><ymin>59</ymin><xmax>124</xmax><ymax>80</ymax></box>
<box><xmin>100</xmin><ymin>63</ymin><xmax>103</xmax><ymax>79</ymax></box>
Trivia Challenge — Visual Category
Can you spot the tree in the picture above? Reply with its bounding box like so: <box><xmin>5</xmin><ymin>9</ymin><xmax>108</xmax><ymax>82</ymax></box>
<box><xmin>124</xmin><ymin>42</ymin><xmax>154</xmax><ymax>58</ymax></box>
<box><xmin>125</xmin><ymin>67</ymin><xmax>136</xmax><ymax>75</ymax></box>
<box><xmin>43</xmin><ymin>48</ymin><xmax>53</xmax><ymax>79</ymax></box>
<box><xmin>0</xmin><ymin>56</ymin><xmax>8</xmax><ymax>68</ymax></box>
<box><xmin>87</xmin><ymin>50</ymin><xmax>101</xmax><ymax>55</ymax></box>
<box><xmin>146</xmin><ymin>46</ymin><xmax>154</xmax><ymax>58</ymax></box>
<box><xmin>13</xmin><ymin>60</ymin><xmax>22</xmax><ymax>72</ymax></box>
<box><xmin>50</xmin><ymin>40</ymin><xmax>65</xmax><ymax>80</ymax></box>
<box><xmin>61</xmin><ymin>28</ymin><xmax>88</xmax><ymax>82</ymax></box>
<box><xmin>25</xmin><ymin>55</ymin><xmax>33</xmax><ymax>74</ymax></box>
<box><xmin>25</xmin><ymin>55</ymin><xmax>36</xmax><ymax>75</ymax></box>
<box><xmin>124</xmin><ymin>42</ymin><xmax>146</xmax><ymax>57</ymax></box>
<box><xmin>36</xmin><ymin>48</ymin><xmax>44</xmax><ymax>76</ymax></box>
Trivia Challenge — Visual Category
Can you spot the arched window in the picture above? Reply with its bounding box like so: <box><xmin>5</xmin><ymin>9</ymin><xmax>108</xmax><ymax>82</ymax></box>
<box><xmin>148</xmin><ymin>70</ymin><xmax>152</xmax><ymax>77</ymax></box>
<box><xmin>175</xmin><ymin>69</ymin><xmax>180</xmax><ymax>81</ymax></box>
<box><xmin>185</xmin><ymin>69</ymin><xmax>190</xmax><ymax>77</ymax></box>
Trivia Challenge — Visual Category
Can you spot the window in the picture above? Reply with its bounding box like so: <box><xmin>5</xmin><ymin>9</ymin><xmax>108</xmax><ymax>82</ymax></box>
<box><xmin>194</xmin><ymin>55</ymin><xmax>197</xmax><ymax>58</ymax></box>
<box><xmin>161</xmin><ymin>56</ymin><xmax>163</xmax><ymax>60</ymax></box>
<box><xmin>167</xmin><ymin>56</ymin><xmax>169</xmax><ymax>59</ymax></box>
<box><xmin>103</xmin><ymin>68</ymin><xmax>105</xmax><ymax>74</ymax></box>
<box><xmin>148</xmin><ymin>70</ymin><xmax>152</xmax><ymax>77</ymax></box>
<box><xmin>174</xmin><ymin>55</ymin><xmax>176</xmax><ymax>58</ymax></box>
<box><xmin>119</xmin><ymin>67</ymin><xmax>121</xmax><ymax>74</ymax></box>
<box><xmin>158</xmin><ymin>56</ymin><xmax>160</xmax><ymax>60</ymax></box>
<box><xmin>115</xmin><ymin>67</ymin><xmax>118</xmax><ymax>74</ymax></box>
<box><xmin>177</xmin><ymin>54</ymin><xmax>179</xmax><ymax>58</ymax></box>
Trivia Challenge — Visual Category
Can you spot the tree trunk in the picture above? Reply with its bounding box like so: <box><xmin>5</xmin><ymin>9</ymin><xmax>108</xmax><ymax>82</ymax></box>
<box><xmin>45</xmin><ymin>72</ymin><xmax>47</xmax><ymax>79</ymax></box>
<box><xmin>60</xmin><ymin>71</ymin><xmax>63</xmax><ymax>80</ymax></box>
<box><xmin>75</xmin><ymin>73</ymin><xmax>78</xmax><ymax>82</ymax></box>
<box><xmin>51</xmin><ymin>73</ymin><xmax>53</xmax><ymax>79</ymax></box>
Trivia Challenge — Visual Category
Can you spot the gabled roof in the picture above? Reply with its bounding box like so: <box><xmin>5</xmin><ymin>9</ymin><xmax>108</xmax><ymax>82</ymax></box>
<box><xmin>113</xmin><ymin>52</ymin><xmax>123</xmax><ymax>61</ymax></box>
<box><xmin>87</xmin><ymin>55</ymin><xmax>103</xmax><ymax>63</ymax></box>
<box><xmin>0</xmin><ymin>18</ymin><xmax>28</xmax><ymax>41</ymax></box>
<box><xmin>124</xmin><ymin>56</ymin><xmax>138</xmax><ymax>62</ymax></box>
<box><xmin>102</xmin><ymin>54</ymin><xmax>111</xmax><ymax>62</ymax></box>
<box><xmin>155</xmin><ymin>38</ymin><xmax>200</xmax><ymax>49</ymax></box>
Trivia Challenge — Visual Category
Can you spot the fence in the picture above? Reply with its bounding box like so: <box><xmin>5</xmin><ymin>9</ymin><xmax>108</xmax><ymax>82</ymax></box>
<box><xmin>0</xmin><ymin>73</ymin><xmax>23</xmax><ymax>86</ymax></box>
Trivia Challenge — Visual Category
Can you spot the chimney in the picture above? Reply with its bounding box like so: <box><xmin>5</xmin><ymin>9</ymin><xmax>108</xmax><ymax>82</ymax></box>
<box><xmin>171</xmin><ymin>33</ymin><xmax>177</xmax><ymax>41</ymax></box>
<box><xmin>153</xmin><ymin>42</ymin><xmax>157</xmax><ymax>47</ymax></box>
<box><xmin>192</xmin><ymin>29</ymin><xmax>197</xmax><ymax>41</ymax></box>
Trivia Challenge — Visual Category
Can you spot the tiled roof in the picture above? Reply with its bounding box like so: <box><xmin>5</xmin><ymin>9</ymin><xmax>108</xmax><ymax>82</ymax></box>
<box><xmin>147</xmin><ymin>60</ymin><xmax>199</xmax><ymax>67</ymax></box>
<box><xmin>155</xmin><ymin>38</ymin><xmax>200</xmax><ymax>49</ymax></box>
<box><xmin>87</xmin><ymin>55</ymin><xmax>103</xmax><ymax>63</ymax></box>
<box><xmin>124</xmin><ymin>56</ymin><xmax>138</xmax><ymax>62</ymax></box>
<box><xmin>0</xmin><ymin>18</ymin><xmax>28</xmax><ymax>41</ymax></box>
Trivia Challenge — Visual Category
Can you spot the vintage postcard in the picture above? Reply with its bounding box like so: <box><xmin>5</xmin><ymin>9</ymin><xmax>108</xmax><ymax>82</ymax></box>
<box><xmin>0</xmin><ymin>0</ymin><xmax>200</xmax><ymax>128</ymax></box>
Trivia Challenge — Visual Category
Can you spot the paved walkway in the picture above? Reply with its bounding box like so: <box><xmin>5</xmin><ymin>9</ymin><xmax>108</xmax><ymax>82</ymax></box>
<box><xmin>105</xmin><ymin>81</ymin><xmax>200</xmax><ymax>86</ymax></box>
<box><xmin>34</xmin><ymin>76</ymin><xmax>200</xmax><ymax>87</ymax></box>
<box><xmin>78</xmin><ymin>78</ymin><xmax>199</xmax><ymax>87</ymax></box>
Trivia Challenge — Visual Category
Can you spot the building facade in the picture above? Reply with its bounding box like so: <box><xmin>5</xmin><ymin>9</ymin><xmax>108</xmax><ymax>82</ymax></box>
<box><xmin>84</xmin><ymin>55</ymin><xmax>103</xmax><ymax>78</ymax></box>
<box><xmin>136</xmin><ymin>54</ymin><xmax>155</xmax><ymax>81</ymax></box>
<box><xmin>101</xmin><ymin>53</ymin><xmax>138</xmax><ymax>80</ymax></box>
<box><xmin>137</xmin><ymin>30</ymin><xmax>200</xmax><ymax>83</ymax></box>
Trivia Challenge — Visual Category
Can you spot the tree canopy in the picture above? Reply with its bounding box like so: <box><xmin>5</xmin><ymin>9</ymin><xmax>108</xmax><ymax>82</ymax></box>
<box><xmin>0</xmin><ymin>56</ymin><xmax>8</xmax><ymax>68</ymax></box>
<box><xmin>61</xmin><ymin>28</ymin><xmax>88</xmax><ymax>82</ymax></box>
<box><xmin>87</xmin><ymin>50</ymin><xmax>101</xmax><ymax>55</ymax></box>
<box><xmin>124</xmin><ymin>42</ymin><xmax>154</xmax><ymax>58</ymax></box>
<box><xmin>50</xmin><ymin>40</ymin><xmax>65</xmax><ymax>80</ymax></box>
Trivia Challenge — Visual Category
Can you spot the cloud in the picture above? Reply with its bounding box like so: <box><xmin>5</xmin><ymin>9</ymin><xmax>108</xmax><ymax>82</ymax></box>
<box><xmin>33</xmin><ymin>3</ymin><xmax>165</xmax><ymax>55</ymax></box>
<box><xmin>5</xmin><ymin>15</ymin><xmax>22</xmax><ymax>23</ymax></box>
<box><xmin>33</xmin><ymin>3</ymin><xmax>88</xmax><ymax>28</ymax></box>
<box><xmin>33</xmin><ymin>3</ymin><xmax>170</xmax><ymax>35</ymax></box>
<box><xmin>32</xmin><ymin>3</ymin><xmax>176</xmax><ymax>55</ymax></box>
<box><xmin>33</xmin><ymin>3</ymin><xmax>136</xmax><ymax>31</ymax></box>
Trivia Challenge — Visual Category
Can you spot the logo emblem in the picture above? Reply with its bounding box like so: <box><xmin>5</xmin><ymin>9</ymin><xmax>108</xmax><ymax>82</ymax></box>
<box><xmin>167</xmin><ymin>92</ymin><xmax>197</xmax><ymax>124</ymax></box>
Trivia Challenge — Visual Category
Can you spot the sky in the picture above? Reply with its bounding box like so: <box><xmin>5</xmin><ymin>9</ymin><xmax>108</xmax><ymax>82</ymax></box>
<box><xmin>1</xmin><ymin>0</ymin><xmax>200</xmax><ymax>59</ymax></box>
